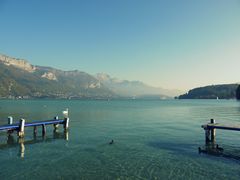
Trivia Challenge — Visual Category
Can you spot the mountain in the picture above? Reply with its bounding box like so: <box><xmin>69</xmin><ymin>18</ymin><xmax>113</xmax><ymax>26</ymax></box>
<box><xmin>178</xmin><ymin>84</ymin><xmax>239</xmax><ymax>99</ymax></box>
<box><xmin>0</xmin><ymin>53</ymin><xmax>181</xmax><ymax>99</ymax></box>
<box><xmin>0</xmin><ymin>54</ymin><xmax>114</xmax><ymax>99</ymax></box>
<box><xmin>96</xmin><ymin>73</ymin><xmax>182</xmax><ymax>98</ymax></box>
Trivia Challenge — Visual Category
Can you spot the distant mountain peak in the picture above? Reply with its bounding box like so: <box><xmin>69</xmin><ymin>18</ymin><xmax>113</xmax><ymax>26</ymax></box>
<box><xmin>96</xmin><ymin>73</ymin><xmax>111</xmax><ymax>81</ymax></box>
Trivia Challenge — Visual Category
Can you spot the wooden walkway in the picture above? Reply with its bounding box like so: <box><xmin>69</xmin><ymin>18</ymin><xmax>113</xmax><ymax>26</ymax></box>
<box><xmin>0</xmin><ymin>116</ymin><xmax>69</xmax><ymax>137</ymax></box>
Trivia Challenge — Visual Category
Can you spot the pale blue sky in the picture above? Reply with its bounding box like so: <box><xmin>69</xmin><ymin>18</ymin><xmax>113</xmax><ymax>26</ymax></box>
<box><xmin>0</xmin><ymin>0</ymin><xmax>239</xmax><ymax>90</ymax></box>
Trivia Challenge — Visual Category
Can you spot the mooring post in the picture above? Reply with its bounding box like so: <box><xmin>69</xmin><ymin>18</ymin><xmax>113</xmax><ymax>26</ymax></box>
<box><xmin>210</xmin><ymin>119</ymin><xmax>216</xmax><ymax>142</ymax></box>
<box><xmin>53</xmin><ymin>116</ymin><xmax>59</xmax><ymax>131</ymax></box>
<box><xmin>64</xmin><ymin>117</ymin><xmax>69</xmax><ymax>131</ymax></box>
<box><xmin>42</xmin><ymin>124</ymin><xmax>46</xmax><ymax>136</ymax></box>
<box><xmin>18</xmin><ymin>119</ymin><xmax>25</xmax><ymax>137</ymax></box>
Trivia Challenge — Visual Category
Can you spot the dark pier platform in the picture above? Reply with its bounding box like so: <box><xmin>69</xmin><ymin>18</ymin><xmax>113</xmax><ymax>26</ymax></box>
<box><xmin>201</xmin><ymin>119</ymin><xmax>240</xmax><ymax>142</ymax></box>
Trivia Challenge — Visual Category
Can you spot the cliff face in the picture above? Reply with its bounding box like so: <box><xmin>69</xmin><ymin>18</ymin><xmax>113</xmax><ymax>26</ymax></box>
<box><xmin>0</xmin><ymin>54</ymin><xmax>36</xmax><ymax>72</ymax></box>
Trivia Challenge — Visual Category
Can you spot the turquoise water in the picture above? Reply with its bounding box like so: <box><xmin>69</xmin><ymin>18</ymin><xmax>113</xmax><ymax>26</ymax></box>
<box><xmin>0</xmin><ymin>100</ymin><xmax>240</xmax><ymax>179</ymax></box>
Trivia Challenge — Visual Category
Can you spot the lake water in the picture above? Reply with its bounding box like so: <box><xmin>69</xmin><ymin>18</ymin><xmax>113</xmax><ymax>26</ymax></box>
<box><xmin>0</xmin><ymin>100</ymin><xmax>240</xmax><ymax>179</ymax></box>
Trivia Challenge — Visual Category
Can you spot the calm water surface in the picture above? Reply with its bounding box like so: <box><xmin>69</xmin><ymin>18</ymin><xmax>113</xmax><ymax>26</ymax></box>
<box><xmin>0</xmin><ymin>100</ymin><xmax>240</xmax><ymax>179</ymax></box>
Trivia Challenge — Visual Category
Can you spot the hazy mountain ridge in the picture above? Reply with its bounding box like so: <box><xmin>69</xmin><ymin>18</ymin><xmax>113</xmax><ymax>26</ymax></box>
<box><xmin>96</xmin><ymin>73</ymin><xmax>182</xmax><ymax>97</ymax></box>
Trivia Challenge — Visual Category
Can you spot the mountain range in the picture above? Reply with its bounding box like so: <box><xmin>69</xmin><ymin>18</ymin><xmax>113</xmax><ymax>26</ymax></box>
<box><xmin>0</xmin><ymin>53</ymin><xmax>181</xmax><ymax>99</ymax></box>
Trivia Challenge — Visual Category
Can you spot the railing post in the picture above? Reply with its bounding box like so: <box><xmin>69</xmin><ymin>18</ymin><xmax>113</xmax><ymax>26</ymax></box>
<box><xmin>18</xmin><ymin>119</ymin><xmax>25</xmax><ymax>137</ymax></box>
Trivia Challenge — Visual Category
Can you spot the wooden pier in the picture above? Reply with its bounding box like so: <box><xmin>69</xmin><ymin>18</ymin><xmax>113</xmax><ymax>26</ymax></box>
<box><xmin>201</xmin><ymin>119</ymin><xmax>240</xmax><ymax>142</ymax></box>
<box><xmin>0</xmin><ymin>115</ymin><xmax>69</xmax><ymax>137</ymax></box>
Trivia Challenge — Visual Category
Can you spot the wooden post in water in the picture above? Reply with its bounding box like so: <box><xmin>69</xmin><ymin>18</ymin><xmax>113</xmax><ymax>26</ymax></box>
<box><xmin>42</xmin><ymin>124</ymin><xmax>46</xmax><ymax>136</ymax></box>
<box><xmin>210</xmin><ymin>119</ymin><xmax>216</xmax><ymax>142</ymax></box>
<box><xmin>18</xmin><ymin>119</ymin><xmax>25</xmax><ymax>137</ymax></box>
<box><xmin>64</xmin><ymin>118</ymin><xmax>69</xmax><ymax>131</ymax></box>
<box><xmin>53</xmin><ymin>116</ymin><xmax>59</xmax><ymax>131</ymax></box>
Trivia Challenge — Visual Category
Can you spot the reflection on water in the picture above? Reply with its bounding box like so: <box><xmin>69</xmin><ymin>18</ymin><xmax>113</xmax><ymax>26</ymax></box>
<box><xmin>1</xmin><ymin>131</ymin><xmax>69</xmax><ymax>158</ymax></box>
<box><xmin>199</xmin><ymin>141</ymin><xmax>240</xmax><ymax>162</ymax></box>
<box><xmin>18</xmin><ymin>137</ymin><xmax>25</xmax><ymax>158</ymax></box>
<box><xmin>53</xmin><ymin>129</ymin><xmax>69</xmax><ymax>141</ymax></box>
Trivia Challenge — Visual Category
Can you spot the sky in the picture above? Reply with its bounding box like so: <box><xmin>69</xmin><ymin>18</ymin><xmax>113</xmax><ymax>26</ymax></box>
<box><xmin>0</xmin><ymin>0</ymin><xmax>240</xmax><ymax>91</ymax></box>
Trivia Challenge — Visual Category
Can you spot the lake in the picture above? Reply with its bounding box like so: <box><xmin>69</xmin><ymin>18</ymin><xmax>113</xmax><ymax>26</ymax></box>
<box><xmin>0</xmin><ymin>99</ymin><xmax>240</xmax><ymax>179</ymax></box>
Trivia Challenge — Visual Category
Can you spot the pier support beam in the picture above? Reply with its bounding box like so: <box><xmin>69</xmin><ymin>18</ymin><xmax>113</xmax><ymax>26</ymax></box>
<box><xmin>18</xmin><ymin>119</ymin><xmax>25</xmax><ymax>137</ymax></box>
<box><xmin>42</xmin><ymin>124</ymin><xmax>46</xmax><ymax>136</ymax></box>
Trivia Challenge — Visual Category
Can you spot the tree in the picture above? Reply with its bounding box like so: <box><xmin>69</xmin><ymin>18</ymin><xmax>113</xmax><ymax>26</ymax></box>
<box><xmin>236</xmin><ymin>85</ymin><xmax>240</xmax><ymax>100</ymax></box>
